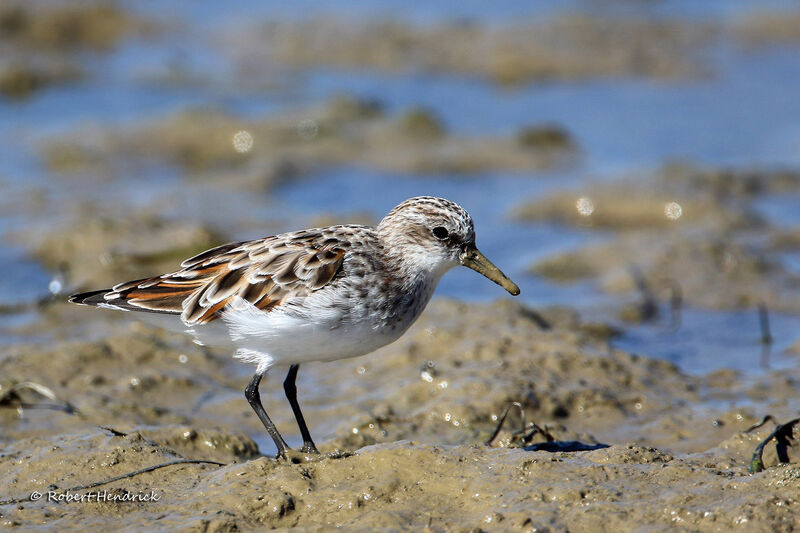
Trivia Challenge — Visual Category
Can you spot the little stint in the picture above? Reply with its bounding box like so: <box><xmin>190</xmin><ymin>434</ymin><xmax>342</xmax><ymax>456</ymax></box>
<box><xmin>70</xmin><ymin>196</ymin><xmax>520</xmax><ymax>457</ymax></box>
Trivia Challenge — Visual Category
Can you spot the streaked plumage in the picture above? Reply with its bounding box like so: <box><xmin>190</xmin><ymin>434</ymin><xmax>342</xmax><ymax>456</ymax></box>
<box><xmin>70</xmin><ymin>196</ymin><xmax>519</xmax><ymax>458</ymax></box>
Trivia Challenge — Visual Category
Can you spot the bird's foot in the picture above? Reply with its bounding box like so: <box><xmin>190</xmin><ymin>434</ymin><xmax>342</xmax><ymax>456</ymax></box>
<box><xmin>275</xmin><ymin>447</ymin><xmax>352</xmax><ymax>464</ymax></box>
<box><xmin>276</xmin><ymin>448</ymin><xmax>316</xmax><ymax>464</ymax></box>
<box><xmin>300</xmin><ymin>442</ymin><xmax>320</xmax><ymax>455</ymax></box>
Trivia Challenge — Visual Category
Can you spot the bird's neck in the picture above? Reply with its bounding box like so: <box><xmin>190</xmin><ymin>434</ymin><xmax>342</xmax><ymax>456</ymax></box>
<box><xmin>377</xmin><ymin>238</ymin><xmax>450</xmax><ymax>290</ymax></box>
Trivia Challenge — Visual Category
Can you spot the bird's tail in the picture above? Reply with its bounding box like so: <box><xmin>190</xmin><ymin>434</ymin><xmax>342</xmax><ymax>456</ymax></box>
<box><xmin>68</xmin><ymin>289</ymin><xmax>114</xmax><ymax>307</ymax></box>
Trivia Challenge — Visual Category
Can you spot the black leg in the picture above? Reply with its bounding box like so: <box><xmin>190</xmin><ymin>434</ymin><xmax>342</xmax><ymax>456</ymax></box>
<box><xmin>283</xmin><ymin>364</ymin><xmax>319</xmax><ymax>454</ymax></box>
<box><xmin>245</xmin><ymin>372</ymin><xmax>290</xmax><ymax>458</ymax></box>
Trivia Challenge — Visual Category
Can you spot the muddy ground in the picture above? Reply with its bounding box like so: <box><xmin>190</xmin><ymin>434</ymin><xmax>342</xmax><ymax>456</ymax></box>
<box><xmin>0</xmin><ymin>1</ymin><xmax>151</xmax><ymax>99</ymax></box>
<box><xmin>38</xmin><ymin>96</ymin><xmax>578</xmax><ymax>182</ymax></box>
<box><xmin>226</xmin><ymin>11</ymin><xmax>800</xmax><ymax>87</ymax></box>
<box><xmin>2</xmin><ymin>300</ymin><xmax>799</xmax><ymax>531</ymax></box>
<box><xmin>518</xmin><ymin>165</ymin><xmax>800</xmax><ymax>315</ymax></box>
<box><xmin>3</xmin><ymin>2</ymin><xmax>800</xmax><ymax>532</ymax></box>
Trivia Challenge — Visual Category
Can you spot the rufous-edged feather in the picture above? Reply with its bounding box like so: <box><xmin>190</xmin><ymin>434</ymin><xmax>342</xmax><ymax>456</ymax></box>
<box><xmin>70</xmin><ymin>230</ymin><xmax>348</xmax><ymax>325</ymax></box>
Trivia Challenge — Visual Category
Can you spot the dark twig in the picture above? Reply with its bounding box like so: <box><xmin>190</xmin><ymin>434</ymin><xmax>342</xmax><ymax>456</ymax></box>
<box><xmin>664</xmin><ymin>278</ymin><xmax>683</xmax><ymax>331</ymax></box>
<box><xmin>0</xmin><ymin>459</ymin><xmax>225</xmax><ymax>506</ymax></box>
<box><xmin>525</xmin><ymin>441</ymin><xmax>608</xmax><ymax>452</ymax></box>
<box><xmin>758</xmin><ymin>302</ymin><xmax>773</xmax><ymax>369</ymax></box>
<box><xmin>56</xmin><ymin>459</ymin><xmax>226</xmax><ymax>492</ymax></box>
<box><xmin>518</xmin><ymin>307</ymin><xmax>551</xmax><ymax>330</ymax></box>
<box><xmin>0</xmin><ymin>381</ymin><xmax>80</xmax><ymax>416</ymax></box>
<box><xmin>485</xmin><ymin>402</ymin><xmax>554</xmax><ymax>447</ymax></box>
<box><xmin>758</xmin><ymin>302</ymin><xmax>773</xmax><ymax>346</ymax></box>
<box><xmin>518</xmin><ymin>421</ymin><xmax>555</xmax><ymax>444</ymax></box>
<box><xmin>750</xmin><ymin>417</ymin><xmax>799</xmax><ymax>474</ymax></box>
<box><xmin>486</xmin><ymin>402</ymin><xmax>523</xmax><ymax>446</ymax></box>
<box><xmin>99</xmin><ymin>426</ymin><xmax>129</xmax><ymax>437</ymax></box>
<box><xmin>10</xmin><ymin>402</ymin><xmax>78</xmax><ymax>415</ymax></box>
<box><xmin>629</xmin><ymin>266</ymin><xmax>658</xmax><ymax>323</ymax></box>
<box><xmin>744</xmin><ymin>415</ymin><xmax>776</xmax><ymax>434</ymax></box>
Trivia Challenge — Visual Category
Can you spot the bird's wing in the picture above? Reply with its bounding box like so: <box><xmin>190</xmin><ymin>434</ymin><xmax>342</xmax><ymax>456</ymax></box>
<box><xmin>70</xmin><ymin>230</ymin><xmax>349</xmax><ymax>325</ymax></box>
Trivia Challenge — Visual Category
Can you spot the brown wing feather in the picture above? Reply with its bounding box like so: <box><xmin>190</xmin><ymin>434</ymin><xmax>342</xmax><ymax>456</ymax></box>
<box><xmin>84</xmin><ymin>231</ymin><xmax>349</xmax><ymax>325</ymax></box>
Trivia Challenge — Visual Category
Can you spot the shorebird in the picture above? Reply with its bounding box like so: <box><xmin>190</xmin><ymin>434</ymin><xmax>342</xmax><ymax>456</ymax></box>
<box><xmin>70</xmin><ymin>196</ymin><xmax>520</xmax><ymax>457</ymax></box>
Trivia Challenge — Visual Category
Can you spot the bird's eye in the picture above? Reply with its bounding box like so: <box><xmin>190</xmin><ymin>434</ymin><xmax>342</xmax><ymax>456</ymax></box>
<box><xmin>432</xmin><ymin>226</ymin><xmax>449</xmax><ymax>240</ymax></box>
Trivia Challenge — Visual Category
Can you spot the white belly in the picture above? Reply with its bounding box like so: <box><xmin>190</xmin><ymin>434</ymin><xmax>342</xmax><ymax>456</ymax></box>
<box><xmin>212</xmin><ymin>295</ymin><xmax>418</xmax><ymax>373</ymax></box>
<box><xmin>146</xmin><ymin>272</ymin><xmax>442</xmax><ymax>374</ymax></box>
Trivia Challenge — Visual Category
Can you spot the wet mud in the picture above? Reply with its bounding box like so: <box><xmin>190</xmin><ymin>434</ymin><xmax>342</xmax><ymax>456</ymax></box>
<box><xmin>733</xmin><ymin>12</ymin><xmax>800</xmax><ymax>47</ymax></box>
<box><xmin>39</xmin><ymin>96</ymin><xmax>579</xmax><ymax>183</ymax></box>
<box><xmin>0</xmin><ymin>1</ymin><xmax>149</xmax><ymax>98</ymax></box>
<box><xmin>520</xmin><ymin>165</ymin><xmax>800</xmax><ymax>313</ymax></box>
<box><xmin>236</xmin><ymin>16</ymin><xmax>710</xmax><ymax>85</ymax></box>
<box><xmin>3</xmin><ymin>2</ymin><xmax>800</xmax><ymax>532</ymax></box>
<box><xmin>2</xmin><ymin>300</ymin><xmax>799</xmax><ymax>531</ymax></box>
<box><xmin>13</xmin><ymin>210</ymin><xmax>225</xmax><ymax>289</ymax></box>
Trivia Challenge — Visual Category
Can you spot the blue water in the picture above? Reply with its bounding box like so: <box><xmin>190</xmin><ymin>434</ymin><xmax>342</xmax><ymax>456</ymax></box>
<box><xmin>1</xmin><ymin>1</ymin><xmax>800</xmax><ymax>376</ymax></box>
<box><xmin>615</xmin><ymin>307</ymin><xmax>799</xmax><ymax>375</ymax></box>
<box><xmin>124</xmin><ymin>0</ymin><xmax>800</xmax><ymax>25</ymax></box>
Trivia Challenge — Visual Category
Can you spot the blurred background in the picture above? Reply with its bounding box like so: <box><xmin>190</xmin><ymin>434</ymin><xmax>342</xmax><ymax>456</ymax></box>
<box><xmin>2</xmin><ymin>0</ymin><xmax>800</xmax><ymax>375</ymax></box>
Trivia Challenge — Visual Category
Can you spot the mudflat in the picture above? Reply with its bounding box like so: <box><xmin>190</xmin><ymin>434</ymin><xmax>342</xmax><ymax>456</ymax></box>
<box><xmin>2</xmin><ymin>300</ymin><xmax>797</xmax><ymax>531</ymax></box>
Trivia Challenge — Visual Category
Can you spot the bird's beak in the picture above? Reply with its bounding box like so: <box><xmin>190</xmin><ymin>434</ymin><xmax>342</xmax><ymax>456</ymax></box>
<box><xmin>460</xmin><ymin>244</ymin><xmax>520</xmax><ymax>295</ymax></box>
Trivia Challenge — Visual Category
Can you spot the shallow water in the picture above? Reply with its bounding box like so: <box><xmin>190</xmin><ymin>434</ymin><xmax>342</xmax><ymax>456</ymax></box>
<box><xmin>3</xmin><ymin>7</ymin><xmax>800</xmax><ymax>527</ymax></box>
<box><xmin>615</xmin><ymin>307</ymin><xmax>799</xmax><ymax>375</ymax></box>
<box><xmin>2</xmin><ymin>2</ymin><xmax>800</xmax><ymax>378</ymax></box>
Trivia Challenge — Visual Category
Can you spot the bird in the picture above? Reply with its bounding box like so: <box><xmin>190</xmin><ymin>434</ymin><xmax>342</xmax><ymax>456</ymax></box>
<box><xmin>69</xmin><ymin>196</ymin><xmax>520</xmax><ymax>458</ymax></box>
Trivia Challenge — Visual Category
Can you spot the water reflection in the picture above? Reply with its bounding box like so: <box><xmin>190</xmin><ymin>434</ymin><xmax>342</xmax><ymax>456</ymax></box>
<box><xmin>0</xmin><ymin>1</ymin><xmax>798</xmax><ymax>381</ymax></box>
<box><xmin>297</xmin><ymin>118</ymin><xmax>319</xmax><ymax>140</ymax></box>
<box><xmin>664</xmin><ymin>201</ymin><xmax>682</xmax><ymax>220</ymax></box>
<box><xmin>575</xmin><ymin>196</ymin><xmax>594</xmax><ymax>217</ymax></box>
<box><xmin>232</xmin><ymin>130</ymin><xmax>254</xmax><ymax>153</ymax></box>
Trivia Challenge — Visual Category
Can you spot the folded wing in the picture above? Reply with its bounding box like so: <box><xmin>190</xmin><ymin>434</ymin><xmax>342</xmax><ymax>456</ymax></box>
<box><xmin>69</xmin><ymin>231</ymin><xmax>348</xmax><ymax>325</ymax></box>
